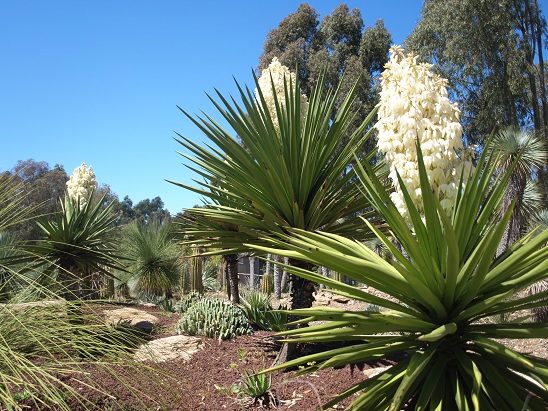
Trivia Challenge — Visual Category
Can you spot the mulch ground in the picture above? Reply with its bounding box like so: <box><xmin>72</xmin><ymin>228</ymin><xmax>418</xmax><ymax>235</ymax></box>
<box><xmin>15</xmin><ymin>303</ymin><xmax>394</xmax><ymax>411</ymax></box>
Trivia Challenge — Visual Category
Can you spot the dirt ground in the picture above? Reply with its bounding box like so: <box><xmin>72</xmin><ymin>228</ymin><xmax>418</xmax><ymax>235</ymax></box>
<box><xmin>13</xmin><ymin>290</ymin><xmax>548</xmax><ymax>410</ymax></box>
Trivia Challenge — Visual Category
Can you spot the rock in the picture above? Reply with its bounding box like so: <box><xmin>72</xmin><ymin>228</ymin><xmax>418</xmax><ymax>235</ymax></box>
<box><xmin>332</xmin><ymin>296</ymin><xmax>350</xmax><ymax>304</ymax></box>
<box><xmin>363</xmin><ymin>366</ymin><xmax>391</xmax><ymax>379</ymax></box>
<box><xmin>103</xmin><ymin>307</ymin><xmax>159</xmax><ymax>334</ymax></box>
<box><xmin>134</xmin><ymin>335</ymin><xmax>202</xmax><ymax>363</ymax></box>
<box><xmin>314</xmin><ymin>291</ymin><xmax>332</xmax><ymax>306</ymax></box>
<box><xmin>139</xmin><ymin>302</ymin><xmax>157</xmax><ymax>308</ymax></box>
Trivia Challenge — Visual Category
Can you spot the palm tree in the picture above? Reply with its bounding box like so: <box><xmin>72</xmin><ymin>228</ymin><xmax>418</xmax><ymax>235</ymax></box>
<box><xmin>119</xmin><ymin>219</ymin><xmax>182</xmax><ymax>300</ymax></box>
<box><xmin>171</xmin><ymin>69</ymin><xmax>383</xmax><ymax>361</ymax></box>
<box><xmin>490</xmin><ymin>127</ymin><xmax>548</xmax><ymax>256</ymax></box>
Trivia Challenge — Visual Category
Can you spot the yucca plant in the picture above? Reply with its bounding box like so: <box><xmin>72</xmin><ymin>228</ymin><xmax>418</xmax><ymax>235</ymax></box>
<box><xmin>171</xmin><ymin>62</ymin><xmax>385</xmax><ymax>361</ymax></box>
<box><xmin>252</xmin><ymin>141</ymin><xmax>548</xmax><ymax>410</ymax></box>
<box><xmin>18</xmin><ymin>190</ymin><xmax>124</xmax><ymax>300</ymax></box>
<box><xmin>0</xmin><ymin>177</ymin><xmax>166</xmax><ymax>411</ymax></box>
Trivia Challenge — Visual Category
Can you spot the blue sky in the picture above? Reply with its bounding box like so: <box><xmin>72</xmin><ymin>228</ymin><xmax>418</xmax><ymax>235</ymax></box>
<box><xmin>1</xmin><ymin>1</ymin><xmax>426</xmax><ymax>214</ymax></box>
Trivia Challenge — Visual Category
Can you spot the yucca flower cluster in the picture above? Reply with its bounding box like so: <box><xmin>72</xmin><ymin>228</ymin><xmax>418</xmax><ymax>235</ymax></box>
<box><xmin>66</xmin><ymin>162</ymin><xmax>97</xmax><ymax>207</ymax></box>
<box><xmin>375</xmin><ymin>45</ymin><xmax>474</xmax><ymax>221</ymax></box>
<box><xmin>255</xmin><ymin>57</ymin><xmax>308</xmax><ymax>134</ymax></box>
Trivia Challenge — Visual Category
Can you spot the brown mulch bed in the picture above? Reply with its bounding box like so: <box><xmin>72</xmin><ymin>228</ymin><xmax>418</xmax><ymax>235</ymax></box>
<box><xmin>12</xmin><ymin>299</ymin><xmax>547</xmax><ymax>410</ymax></box>
<box><xmin>14</xmin><ymin>303</ymin><xmax>393</xmax><ymax>411</ymax></box>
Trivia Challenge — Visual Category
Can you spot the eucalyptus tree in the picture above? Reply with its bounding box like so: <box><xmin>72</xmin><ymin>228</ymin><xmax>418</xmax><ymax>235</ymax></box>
<box><xmin>259</xmin><ymin>3</ymin><xmax>391</xmax><ymax>149</ymax></box>
<box><xmin>172</xmin><ymin>63</ymin><xmax>382</xmax><ymax>361</ymax></box>
<box><xmin>405</xmin><ymin>0</ymin><xmax>548</xmax><ymax>144</ymax></box>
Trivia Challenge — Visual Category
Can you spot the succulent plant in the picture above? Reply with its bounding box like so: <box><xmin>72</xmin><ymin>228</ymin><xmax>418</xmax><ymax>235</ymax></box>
<box><xmin>177</xmin><ymin>296</ymin><xmax>252</xmax><ymax>340</ymax></box>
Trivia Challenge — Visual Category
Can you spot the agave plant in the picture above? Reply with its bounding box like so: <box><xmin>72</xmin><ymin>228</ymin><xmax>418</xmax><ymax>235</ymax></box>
<box><xmin>251</xmin><ymin>141</ymin><xmax>548</xmax><ymax>410</ymax></box>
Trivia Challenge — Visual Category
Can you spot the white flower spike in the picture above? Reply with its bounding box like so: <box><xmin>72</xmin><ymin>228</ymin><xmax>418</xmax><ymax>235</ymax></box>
<box><xmin>66</xmin><ymin>162</ymin><xmax>98</xmax><ymax>208</ymax></box>
<box><xmin>375</xmin><ymin>46</ymin><xmax>474</xmax><ymax>223</ymax></box>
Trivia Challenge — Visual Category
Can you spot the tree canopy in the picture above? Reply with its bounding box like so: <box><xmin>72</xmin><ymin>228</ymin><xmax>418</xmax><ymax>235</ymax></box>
<box><xmin>405</xmin><ymin>0</ymin><xmax>548</xmax><ymax>145</ymax></box>
<box><xmin>258</xmin><ymin>3</ymin><xmax>392</xmax><ymax>146</ymax></box>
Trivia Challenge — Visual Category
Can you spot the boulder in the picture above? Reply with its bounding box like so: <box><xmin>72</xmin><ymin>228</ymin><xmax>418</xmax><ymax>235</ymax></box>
<box><xmin>103</xmin><ymin>307</ymin><xmax>159</xmax><ymax>334</ymax></box>
<box><xmin>134</xmin><ymin>335</ymin><xmax>202</xmax><ymax>363</ymax></box>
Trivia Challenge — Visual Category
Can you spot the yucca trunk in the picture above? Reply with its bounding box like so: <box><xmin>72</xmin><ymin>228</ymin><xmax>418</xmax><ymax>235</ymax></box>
<box><xmin>275</xmin><ymin>258</ymin><xmax>315</xmax><ymax>364</ymax></box>
<box><xmin>224</xmin><ymin>253</ymin><xmax>239</xmax><ymax>303</ymax></box>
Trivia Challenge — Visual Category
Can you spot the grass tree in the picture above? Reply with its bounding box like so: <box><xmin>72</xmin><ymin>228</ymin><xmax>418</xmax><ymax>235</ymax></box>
<box><xmin>171</xmin><ymin>60</ymin><xmax>382</xmax><ymax>360</ymax></box>
<box><xmin>119</xmin><ymin>219</ymin><xmax>182</xmax><ymax>300</ymax></box>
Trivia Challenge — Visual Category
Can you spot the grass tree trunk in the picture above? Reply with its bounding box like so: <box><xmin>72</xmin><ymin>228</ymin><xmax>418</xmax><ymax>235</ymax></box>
<box><xmin>275</xmin><ymin>258</ymin><xmax>316</xmax><ymax>365</ymax></box>
<box><xmin>224</xmin><ymin>253</ymin><xmax>239</xmax><ymax>304</ymax></box>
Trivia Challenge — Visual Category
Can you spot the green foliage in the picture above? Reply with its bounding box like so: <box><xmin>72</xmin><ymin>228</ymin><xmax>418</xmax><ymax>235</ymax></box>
<box><xmin>405</xmin><ymin>0</ymin><xmax>547</xmax><ymax>143</ymax></box>
<box><xmin>1</xmin><ymin>160</ymin><xmax>68</xmax><ymax>241</ymax></box>
<box><xmin>259</xmin><ymin>4</ymin><xmax>391</xmax><ymax>136</ymax></box>
<box><xmin>177</xmin><ymin>296</ymin><xmax>252</xmax><ymax>340</ymax></box>
<box><xmin>119</xmin><ymin>219</ymin><xmax>181</xmax><ymax>299</ymax></box>
<box><xmin>239</xmin><ymin>369</ymin><xmax>272</xmax><ymax>401</ymax></box>
<box><xmin>157</xmin><ymin>298</ymin><xmax>174</xmax><ymax>313</ymax></box>
<box><xmin>253</xmin><ymin>140</ymin><xmax>548</xmax><ymax>410</ymax></box>
<box><xmin>239</xmin><ymin>290</ymin><xmax>288</xmax><ymax>332</ymax></box>
<box><xmin>173</xmin><ymin>291</ymin><xmax>203</xmax><ymax>313</ymax></box>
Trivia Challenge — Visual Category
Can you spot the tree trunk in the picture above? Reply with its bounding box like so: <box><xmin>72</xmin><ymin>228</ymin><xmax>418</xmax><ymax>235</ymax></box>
<box><xmin>249</xmin><ymin>255</ymin><xmax>256</xmax><ymax>291</ymax></box>
<box><xmin>273</xmin><ymin>254</ymin><xmax>281</xmax><ymax>300</ymax></box>
<box><xmin>274</xmin><ymin>258</ymin><xmax>316</xmax><ymax>366</ymax></box>
<box><xmin>225</xmin><ymin>253</ymin><xmax>240</xmax><ymax>304</ymax></box>
<box><xmin>533</xmin><ymin>0</ymin><xmax>548</xmax><ymax>140</ymax></box>
<box><xmin>280</xmin><ymin>257</ymin><xmax>289</xmax><ymax>292</ymax></box>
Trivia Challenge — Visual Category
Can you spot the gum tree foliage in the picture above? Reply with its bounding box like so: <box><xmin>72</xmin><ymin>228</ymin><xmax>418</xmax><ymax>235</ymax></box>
<box><xmin>404</xmin><ymin>0</ymin><xmax>548</xmax><ymax>145</ymax></box>
<box><xmin>258</xmin><ymin>3</ymin><xmax>392</xmax><ymax>147</ymax></box>
<box><xmin>1</xmin><ymin>160</ymin><xmax>68</xmax><ymax>240</ymax></box>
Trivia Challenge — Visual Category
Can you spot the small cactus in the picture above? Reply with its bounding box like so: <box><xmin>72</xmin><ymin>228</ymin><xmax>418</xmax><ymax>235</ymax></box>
<box><xmin>177</xmin><ymin>296</ymin><xmax>252</xmax><ymax>340</ymax></box>
<box><xmin>190</xmin><ymin>245</ymin><xmax>204</xmax><ymax>293</ymax></box>
<box><xmin>261</xmin><ymin>273</ymin><xmax>273</xmax><ymax>295</ymax></box>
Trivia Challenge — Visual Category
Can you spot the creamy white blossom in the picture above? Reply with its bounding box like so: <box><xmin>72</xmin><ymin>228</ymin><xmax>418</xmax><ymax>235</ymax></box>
<box><xmin>66</xmin><ymin>162</ymin><xmax>97</xmax><ymax>207</ymax></box>
<box><xmin>255</xmin><ymin>57</ymin><xmax>308</xmax><ymax>134</ymax></box>
<box><xmin>375</xmin><ymin>46</ymin><xmax>474</xmax><ymax>222</ymax></box>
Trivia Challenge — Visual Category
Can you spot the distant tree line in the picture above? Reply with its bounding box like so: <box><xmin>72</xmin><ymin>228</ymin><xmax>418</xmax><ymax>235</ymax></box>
<box><xmin>0</xmin><ymin>159</ymin><xmax>171</xmax><ymax>241</ymax></box>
